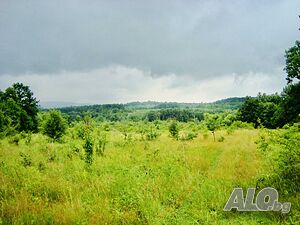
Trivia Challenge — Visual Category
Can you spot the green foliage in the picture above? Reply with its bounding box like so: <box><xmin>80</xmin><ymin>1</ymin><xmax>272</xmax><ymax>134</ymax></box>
<box><xmin>285</xmin><ymin>40</ymin><xmax>300</xmax><ymax>83</ymax></box>
<box><xmin>19</xmin><ymin>152</ymin><xmax>32</xmax><ymax>167</ymax></box>
<box><xmin>280</xmin><ymin>82</ymin><xmax>300</xmax><ymax>125</ymax></box>
<box><xmin>147</xmin><ymin>109</ymin><xmax>204</xmax><ymax>122</ymax></box>
<box><xmin>237</xmin><ymin>38</ymin><xmax>300</xmax><ymax>129</ymax></box>
<box><xmin>257</xmin><ymin>123</ymin><xmax>300</xmax><ymax>195</ymax></box>
<box><xmin>8</xmin><ymin>134</ymin><xmax>21</xmax><ymax>145</ymax></box>
<box><xmin>0</xmin><ymin>83</ymin><xmax>39</xmax><ymax>134</ymax></box>
<box><xmin>138</xmin><ymin>123</ymin><xmax>161</xmax><ymax>141</ymax></box>
<box><xmin>179</xmin><ymin>132</ymin><xmax>198</xmax><ymax>141</ymax></box>
<box><xmin>25</xmin><ymin>132</ymin><xmax>32</xmax><ymax>145</ymax></box>
<box><xmin>84</xmin><ymin>137</ymin><xmax>93</xmax><ymax>165</ymax></box>
<box><xmin>59</xmin><ymin>104</ymin><xmax>126</xmax><ymax>122</ymax></box>
<box><xmin>0</xmin><ymin>111</ymin><xmax>5</xmax><ymax>132</ymax></box>
<box><xmin>204</xmin><ymin>113</ymin><xmax>221</xmax><ymax>141</ymax></box>
<box><xmin>229</xmin><ymin>121</ymin><xmax>254</xmax><ymax>129</ymax></box>
<box><xmin>145</xmin><ymin>125</ymin><xmax>160</xmax><ymax>141</ymax></box>
<box><xmin>146</xmin><ymin>111</ymin><xmax>160</xmax><ymax>122</ymax></box>
<box><xmin>0</xmin><ymin>120</ymin><xmax>298</xmax><ymax>224</ymax></box>
<box><xmin>169</xmin><ymin>121</ymin><xmax>179</xmax><ymax>140</ymax></box>
<box><xmin>237</xmin><ymin>93</ymin><xmax>291</xmax><ymax>129</ymax></box>
<box><xmin>217</xmin><ymin>136</ymin><xmax>225</xmax><ymax>142</ymax></box>
<box><xmin>56</xmin><ymin>98</ymin><xmax>245</xmax><ymax>124</ymax></box>
<box><xmin>117</xmin><ymin>122</ymin><xmax>134</xmax><ymax>140</ymax></box>
<box><xmin>42</xmin><ymin>110</ymin><xmax>67</xmax><ymax>141</ymax></box>
<box><xmin>82</xmin><ymin>113</ymin><xmax>95</xmax><ymax>137</ymax></box>
<box><xmin>204</xmin><ymin>113</ymin><xmax>220</xmax><ymax>132</ymax></box>
<box><xmin>221</xmin><ymin>113</ymin><xmax>237</xmax><ymax>126</ymax></box>
<box><xmin>95</xmin><ymin>132</ymin><xmax>107</xmax><ymax>156</ymax></box>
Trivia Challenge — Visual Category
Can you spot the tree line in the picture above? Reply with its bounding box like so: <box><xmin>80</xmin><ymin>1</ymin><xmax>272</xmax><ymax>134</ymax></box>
<box><xmin>238</xmin><ymin>40</ymin><xmax>300</xmax><ymax>128</ymax></box>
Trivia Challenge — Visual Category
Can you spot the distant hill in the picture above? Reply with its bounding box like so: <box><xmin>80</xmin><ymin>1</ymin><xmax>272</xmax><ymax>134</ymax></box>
<box><xmin>124</xmin><ymin>97</ymin><xmax>246</xmax><ymax>110</ymax></box>
<box><xmin>39</xmin><ymin>101</ymin><xmax>88</xmax><ymax>109</ymax></box>
<box><xmin>124</xmin><ymin>97</ymin><xmax>246</xmax><ymax>109</ymax></box>
<box><xmin>49</xmin><ymin>97</ymin><xmax>246</xmax><ymax>111</ymax></box>
<box><xmin>214</xmin><ymin>97</ymin><xmax>246</xmax><ymax>104</ymax></box>
<box><xmin>51</xmin><ymin>97</ymin><xmax>247</xmax><ymax>121</ymax></box>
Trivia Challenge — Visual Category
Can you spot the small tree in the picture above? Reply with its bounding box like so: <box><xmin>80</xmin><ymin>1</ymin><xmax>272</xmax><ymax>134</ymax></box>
<box><xmin>169</xmin><ymin>120</ymin><xmax>179</xmax><ymax>140</ymax></box>
<box><xmin>84</xmin><ymin>137</ymin><xmax>94</xmax><ymax>164</ymax></box>
<box><xmin>43</xmin><ymin>110</ymin><xmax>67</xmax><ymax>141</ymax></box>
<box><xmin>204</xmin><ymin>113</ymin><xmax>220</xmax><ymax>141</ymax></box>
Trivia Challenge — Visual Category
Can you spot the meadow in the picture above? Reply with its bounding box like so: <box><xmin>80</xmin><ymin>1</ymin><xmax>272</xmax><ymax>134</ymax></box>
<box><xmin>1</xmin><ymin>120</ymin><xmax>299</xmax><ymax>224</ymax></box>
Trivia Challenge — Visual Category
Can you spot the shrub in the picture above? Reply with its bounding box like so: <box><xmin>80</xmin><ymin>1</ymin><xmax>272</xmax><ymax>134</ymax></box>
<box><xmin>217</xmin><ymin>136</ymin><xmax>225</xmax><ymax>142</ymax></box>
<box><xmin>169</xmin><ymin>121</ymin><xmax>179</xmax><ymax>140</ymax></box>
<box><xmin>42</xmin><ymin>110</ymin><xmax>67</xmax><ymax>141</ymax></box>
<box><xmin>9</xmin><ymin>134</ymin><xmax>21</xmax><ymax>145</ymax></box>
<box><xmin>25</xmin><ymin>132</ymin><xmax>32</xmax><ymax>145</ymax></box>
<box><xmin>19</xmin><ymin>152</ymin><xmax>32</xmax><ymax>167</ymax></box>
<box><xmin>230</xmin><ymin>121</ymin><xmax>254</xmax><ymax>129</ymax></box>
<box><xmin>84</xmin><ymin>137</ymin><xmax>94</xmax><ymax>164</ymax></box>
<box><xmin>146</xmin><ymin>125</ymin><xmax>160</xmax><ymax>141</ymax></box>
<box><xmin>257</xmin><ymin>122</ymin><xmax>300</xmax><ymax>195</ymax></box>
<box><xmin>180</xmin><ymin>132</ymin><xmax>197</xmax><ymax>141</ymax></box>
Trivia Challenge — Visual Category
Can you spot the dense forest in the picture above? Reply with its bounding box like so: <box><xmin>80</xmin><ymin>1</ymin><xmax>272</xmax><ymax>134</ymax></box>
<box><xmin>54</xmin><ymin>97</ymin><xmax>245</xmax><ymax>123</ymax></box>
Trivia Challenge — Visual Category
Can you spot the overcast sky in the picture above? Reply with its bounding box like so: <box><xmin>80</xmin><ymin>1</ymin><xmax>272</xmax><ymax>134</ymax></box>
<box><xmin>0</xmin><ymin>0</ymin><xmax>299</xmax><ymax>104</ymax></box>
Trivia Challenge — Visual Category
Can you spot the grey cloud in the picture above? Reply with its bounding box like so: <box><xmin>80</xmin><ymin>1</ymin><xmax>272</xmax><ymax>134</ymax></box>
<box><xmin>0</xmin><ymin>66</ymin><xmax>286</xmax><ymax>104</ymax></box>
<box><xmin>0</xmin><ymin>0</ymin><xmax>299</xmax><ymax>78</ymax></box>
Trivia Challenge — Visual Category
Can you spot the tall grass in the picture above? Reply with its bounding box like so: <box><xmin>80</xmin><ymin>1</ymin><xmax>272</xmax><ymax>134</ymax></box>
<box><xmin>0</xmin><ymin>122</ymin><xmax>295</xmax><ymax>224</ymax></box>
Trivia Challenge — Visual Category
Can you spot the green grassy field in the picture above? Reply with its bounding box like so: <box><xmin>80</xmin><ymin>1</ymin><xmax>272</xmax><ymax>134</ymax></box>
<box><xmin>0</xmin><ymin>123</ymin><xmax>297</xmax><ymax>224</ymax></box>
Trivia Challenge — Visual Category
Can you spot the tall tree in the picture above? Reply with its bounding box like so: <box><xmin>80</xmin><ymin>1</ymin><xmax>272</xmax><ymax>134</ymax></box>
<box><xmin>0</xmin><ymin>83</ymin><xmax>39</xmax><ymax>133</ymax></box>
<box><xmin>284</xmin><ymin>40</ymin><xmax>300</xmax><ymax>83</ymax></box>
<box><xmin>281</xmin><ymin>18</ymin><xmax>300</xmax><ymax>124</ymax></box>
<box><xmin>280</xmin><ymin>82</ymin><xmax>300</xmax><ymax>124</ymax></box>
<box><xmin>237</xmin><ymin>97</ymin><xmax>260</xmax><ymax>127</ymax></box>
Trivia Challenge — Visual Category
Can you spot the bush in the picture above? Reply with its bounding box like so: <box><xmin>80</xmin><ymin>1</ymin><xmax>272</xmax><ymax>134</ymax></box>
<box><xmin>217</xmin><ymin>136</ymin><xmax>225</xmax><ymax>142</ymax></box>
<box><xmin>146</xmin><ymin>125</ymin><xmax>160</xmax><ymax>141</ymax></box>
<box><xmin>42</xmin><ymin>110</ymin><xmax>67</xmax><ymax>141</ymax></box>
<box><xmin>19</xmin><ymin>152</ymin><xmax>32</xmax><ymax>167</ymax></box>
<box><xmin>179</xmin><ymin>132</ymin><xmax>197</xmax><ymax>141</ymax></box>
<box><xmin>230</xmin><ymin>121</ymin><xmax>253</xmax><ymax>129</ymax></box>
<box><xmin>84</xmin><ymin>137</ymin><xmax>94</xmax><ymax>164</ymax></box>
<box><xmin>169</xmin><ymin>121</ymin><xmax>179</xmax><ymax>140</ymax></box>
<box><xmin>9</xmin><ymin>134</ymin><xmax>21</xmax><ymax>145</ymax></box>
<box><xmin>257</xmin><ymin>122</ymin><xmax>300</xmax><ymax>195</ymax></box>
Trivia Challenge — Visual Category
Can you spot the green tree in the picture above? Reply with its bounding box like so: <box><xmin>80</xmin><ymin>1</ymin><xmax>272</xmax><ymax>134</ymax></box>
<box><xmin>285</xmin><ymin>40</ymin><xmax>300</xmax><ymax>83</ymax></box>
<box><xmin>204</xmin><ymin>113</ymin><xmax>220</xmax><ymax>141</ymax></box>
<box><xmin>147</xmin><ymin>111</ymin><xmax>159</xmax><ymax>122</ymax></box>
<box><xmin>238</xmin><ymin>94</ymin><xmax>283</xmax><ymax>128</ymax></box>
<box><xmin>0</xmin><ymin>110</ymin><xmax>7</xmax><ymax>134</ymax></box>
<box><xmin>43</xmin><ymin>110</ymin><xmax>67</xmax><ymax>141</ymax></box>
<box><xmin>221</xmin><ymin>113</ymin><xmax>237</xmax><ymax>126</ymax></box>
<box><xmin>0</xmin><ymin>98</ymin><xmax>23</xmax><ymax>132</ymax></box>
<box><xmin>169</xmin><ymin>120</ymin><xmax>179</xmax><ymax>140</ymax></box>
<box><xmin>237</xmin><ymin>97</ymin><xmax>260</xmax><ymax>127</ymax></box>
<box><xmin>0</xmin><ymin>83</ymin><xmax>39</xmax><ymax>133</ymax></box>
<box><xmin>280</xmin><ymin>82</ymin><xmax>300</xmax><ymax>124</ymax></box>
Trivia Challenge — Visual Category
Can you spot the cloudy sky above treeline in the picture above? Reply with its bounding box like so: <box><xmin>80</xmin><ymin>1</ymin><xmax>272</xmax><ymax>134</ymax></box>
<box><xmin>0</xmin><ymin>0</ymin><xmax>299</xmax><ymax>104</ymax></box>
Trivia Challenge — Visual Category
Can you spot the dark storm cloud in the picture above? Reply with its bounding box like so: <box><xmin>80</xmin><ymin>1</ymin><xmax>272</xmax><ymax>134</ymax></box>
<box><xmin>0</xmin><ymin>0</ymin><xmax>299</xmax><ymax>77</ymax></box>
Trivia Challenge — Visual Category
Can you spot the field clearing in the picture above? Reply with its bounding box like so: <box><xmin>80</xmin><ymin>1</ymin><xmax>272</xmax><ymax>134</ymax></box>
<box><xmin>0</xmin><ymin>127</ymin><xmax>290</xmax><ymax>224</ymax></box>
